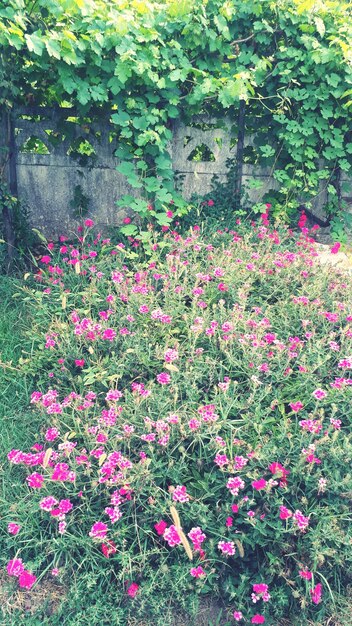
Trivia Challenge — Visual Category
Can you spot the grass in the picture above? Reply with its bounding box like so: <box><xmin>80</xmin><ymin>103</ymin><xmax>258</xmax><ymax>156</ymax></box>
<box><xmin>0</xmin><ymin>276</ymin><xmax>31</xmax><ymax>419</ymax></box>
<box><xmin>0</xmin><ymin>276</ymin><xmax>42</xmax><ymax>544</ymax></box>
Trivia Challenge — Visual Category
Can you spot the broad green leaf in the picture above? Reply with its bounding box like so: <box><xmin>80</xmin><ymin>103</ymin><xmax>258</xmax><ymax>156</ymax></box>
<box><xmin>45</xmin><ymin>39</ymin><xmax>61</xmax><ymax>59</ymax></box>
<box><xmin>25</xmin><ymin>32</ymin><xmax>44</xmax><ymax>55</ymax></box>
<box><xmin>120</xmin><ymin>224</ymin><xmax>138</xmax><ymax>236</ymax></box>
<box><xmin>111</xmin><ymin>111</ymin><xmax>130</xmax><ymax>126</ymax></box>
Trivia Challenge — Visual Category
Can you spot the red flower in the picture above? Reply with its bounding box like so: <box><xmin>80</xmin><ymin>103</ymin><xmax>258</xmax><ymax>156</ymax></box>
<box><xmin>101</xmin><ymin>540</ymin><xmax>117</xmax><ymax>558</ymax></box>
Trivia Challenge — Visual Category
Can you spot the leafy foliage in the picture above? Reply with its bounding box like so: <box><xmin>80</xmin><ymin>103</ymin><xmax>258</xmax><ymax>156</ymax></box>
<box><xmin>0</xmin><ymin>0</ymin><xmax>352</xmax><ymax>233</ymax></box>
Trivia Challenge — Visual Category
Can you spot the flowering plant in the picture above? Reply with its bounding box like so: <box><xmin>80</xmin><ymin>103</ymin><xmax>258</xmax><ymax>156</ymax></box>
<box><xmin>3</xmin><ymin>221</ymin><xmax>352</xmax><ymax>624</ymax></box>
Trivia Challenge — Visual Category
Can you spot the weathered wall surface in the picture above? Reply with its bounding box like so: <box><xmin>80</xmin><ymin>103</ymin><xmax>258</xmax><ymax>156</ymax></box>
<box><xmin>5</xmin><ymin>111</ymin><xmax>351</xmax><ymax>236</ymax></box>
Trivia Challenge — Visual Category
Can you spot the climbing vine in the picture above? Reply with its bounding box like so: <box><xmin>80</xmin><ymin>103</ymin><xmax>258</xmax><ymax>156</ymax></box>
<box><xmin>0</xmin><ymin>0</ymin><xmax>352</xmax><ymax>238</ymax></box>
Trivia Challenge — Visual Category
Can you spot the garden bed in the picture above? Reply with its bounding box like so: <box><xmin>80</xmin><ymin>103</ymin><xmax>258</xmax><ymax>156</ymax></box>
<box><xmin>1</xmin><ymin>223</ymin><xmax>351</xmax><ymax>626</ymax></box>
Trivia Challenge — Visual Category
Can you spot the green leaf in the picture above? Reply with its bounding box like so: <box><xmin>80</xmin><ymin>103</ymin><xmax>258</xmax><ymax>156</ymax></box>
<box><xmin>338</xmin><ymin>159</ymin><xmax>351</xmax><ymax>172</ymax></box>
<box><xmin>111</xmin><ymin>111</ymin><xmax>130</xmax><ymax>126</ymax></box>
<box><xmin>326</xmin><ymin>74</ymin><xmax>340</xmax><ymax>88</ymax></box>
<box><xmin>45</xmin><ymin>39</ymin><xmax>61</xmax><ymax>59</ymax></box>
<box><xmin>169</xmin><ymin>69</ymin><xmax>182</xmax><ymax>82</ymax></box>
<box><xmin>25</xmin><ymin>32</ymin><xmax>44</xmax><ymax>55</ymax></box>
<box><xmin>155</xmin><ymin>212</ymin><xmax>172</xmax><ymax>226</ymax></box>
<box><xmin>314</xmin><ymin>17</ymin><xmax>325</xmax><ymax>38</ymax></box>
<box><xmin>144</xmin><ymin>177</ymin><xmax>161</xmax><ymax>193</ymax></box>
<box><xmin>259</xmin><ymin>145</ymin><xmax>275</xmax><ymax>158</ymax></box>
<box><xmin>120</xmin><ymin>224</ymin><xmax>138</xmax><ymax>236</ymax></box>
<box><xmin>117</xmin><ymin>161</ymin><xmax>134</xmax><ymax>177</ymax></box>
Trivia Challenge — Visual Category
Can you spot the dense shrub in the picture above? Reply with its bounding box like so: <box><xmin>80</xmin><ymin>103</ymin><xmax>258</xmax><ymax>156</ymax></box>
<box><xmin>3</xmin><ymin>221</ymin><xmax>352</xmax><ymax>625</ymax></box>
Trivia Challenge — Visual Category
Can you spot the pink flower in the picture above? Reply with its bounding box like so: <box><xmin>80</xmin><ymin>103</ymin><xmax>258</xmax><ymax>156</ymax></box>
<box><xmin>123</xmin><ymin>217</ymin><xmax>131</xmax><ymax>224</ymax></box>
<box><xmin>89</xmin><ymin>522</ymin><xmax>108</xmax><ymax>539</ymax></box>
<box><xmin>312</xmin><ymin>388</ymin><xmax>327</xmax><ymax>400</ymax></box>
<box><xmin>218</xmin><ymin>541</ymin><xmax>236</xmax><ymax>556</ymax></box>
<box><xmin>330</xmin><ymin>242</ymin><xmax>341</xmax><ymax>254</ymax></box>
<box><xmin>279</xmin><ymin>506</ymin><xmax>293</xmax><ymax>520</ymax></box>
<box><xmin>8</xmin><ymin>523</ymin><xmax>21</xmax><ymax>535</ymax></box>
<box><xmin>26</xmin><ymin>472</ymin><xmax>44</xmax><ymax>489</ymax></box>
<box><xmin>154</xmin><ymin>520</ymin><xmax>168</xmax><ymax>536</ymax></box>
<box><xmin>226</xmin><ymin>476</ymin><xmax>245</xmax><ymax>496</ymax></box>
<box><xmin>164</xmin><ymin>348</ymin><xmax>179</xmax><ymax>362</ymax></box>
<box><xmin>293</xmin><ymin>510</ymin><xmax>310</xmax><ymax>531</ymax></box>
<box><xmin>127</xmin><ymin>582</ymin><xmax>139</xmax><ymax>598</ymax></box>
<box><xmin>7</xmin><ymin>558</ymin><xmax>24</xmax><ymax>577</ymax></box>
<box><xmin>163</xmin><ymin>525</ymin><xmax>181</xmax><ymax>547</ymax></box>
<box><xmin>233</xmin><ymin>611</ymin><xmax>243</xmax><ymax>621</ymax></box>
<box><xmin>253</xmin><ymin>584</ymin><xmax>268</xmax><ymax>594</ymax></box>
<box><xmin>40</xmin><ymin>496</ymin><xmax>58</xmax><ymax>511</ymax></box>
<box><xmin>231</xmin><ymin>504</ymin><xmax>239</xmax><ymax>514</ymax></box>
<box><xmin>190</xmin><ymin>565</ymin><xmax>206</xmax><ymax>578</ymax></box>
<box><xmin>214</xmin><ymin>453</ymin><xmax>229</xmax><ymax>467</ymax></box>
<box><xmin>269</xmin><ymin>462</ymin><xmax>290</xmax><ymax>486</ymax></box>
<box><xmin>188</xmin><ymin>527</ymin><xmax>206</xmax><ymax>550</ymax></box>
<box><xmin>58</xmin><ymin>499</ymin><xmax>73</xmax><ymax>514</ymax></box>
<box><xmin>289</xmin><ymin>401</ymin><xmax>304</xmax><ymax>412</ymax></box>
<box><xmin>172</xmin><ymin>485</ymin><xmax>190</xmax><ymax>503</ymax></box>
<box><xmin>251</xmin><ymin>478</ymin><xmax>267</xmax><ymax>490</ymax></box>
<box><xmin>299</xmin><ymin>569</ymin><xmax>313</xmax><ymax>580</ymax></box>
<box><xmin>45</xmin><ymin>427</ymin><xmax>60</xmax><ymax>441</ymax></box>
<box><xmin>103</xmin><ymin>328</ymin><xmax>116</xmax><ymax>341</ymax></box>
<box><xmin>226</xmin><ymin>517</ymin><xmax>233</xmax><ymax>527</ymax></box>
<box><xmin>298</xmin><ymin>211</ymin><xmax>307</xmax><ymax>229</ymax></box>
<box><xmin>18</xmin><ymin>570</ymin><xmax>37</xmax><ymax>589</ymax></box>
<box><xmin>338</xmin><ymin>357</ymin><xmax>352</xmax><ymax>368</ymax></box>
<box><xmin>84</xmin><ymin>219</ymin><xmax>94</xmax><ymax>227</ymax></box>
<box><xmin>75</xmin><ymin>359</ymin><xmax>85</xmax><ymax>367</ymax></box>
<box><xmin>310</xmin><ymin>583</ymin><xmax>322</xmax><ymax>604</ymax></box>
<box><xmin>156</xmin><ymin>372</ymin><xmax>171</xmax><ymax>385</ymax></box>
<box><xmin>251</xmin><ymin>616</ymin><xmax>265</xmax><ymax>624</ymax></box>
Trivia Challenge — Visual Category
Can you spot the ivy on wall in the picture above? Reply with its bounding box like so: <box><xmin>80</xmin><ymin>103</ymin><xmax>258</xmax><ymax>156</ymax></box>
<box><xmin>0</xmin><ymin>0</ymin><xmax>352</xmax><ymax>238</ymax></box>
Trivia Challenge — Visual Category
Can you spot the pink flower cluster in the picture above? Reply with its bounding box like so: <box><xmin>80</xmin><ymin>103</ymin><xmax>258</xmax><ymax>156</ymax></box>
<box><xmin>7</xmin><ymin>559</ymin><xmax>36</xmax><ymax>589</ymax></box>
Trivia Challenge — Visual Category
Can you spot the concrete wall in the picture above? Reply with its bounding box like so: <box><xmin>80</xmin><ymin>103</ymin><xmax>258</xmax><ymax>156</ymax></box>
<box><xmin>7</xmin><ymin>111</ymin><xmax>351</xmax><ymax>236</ymax></box>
